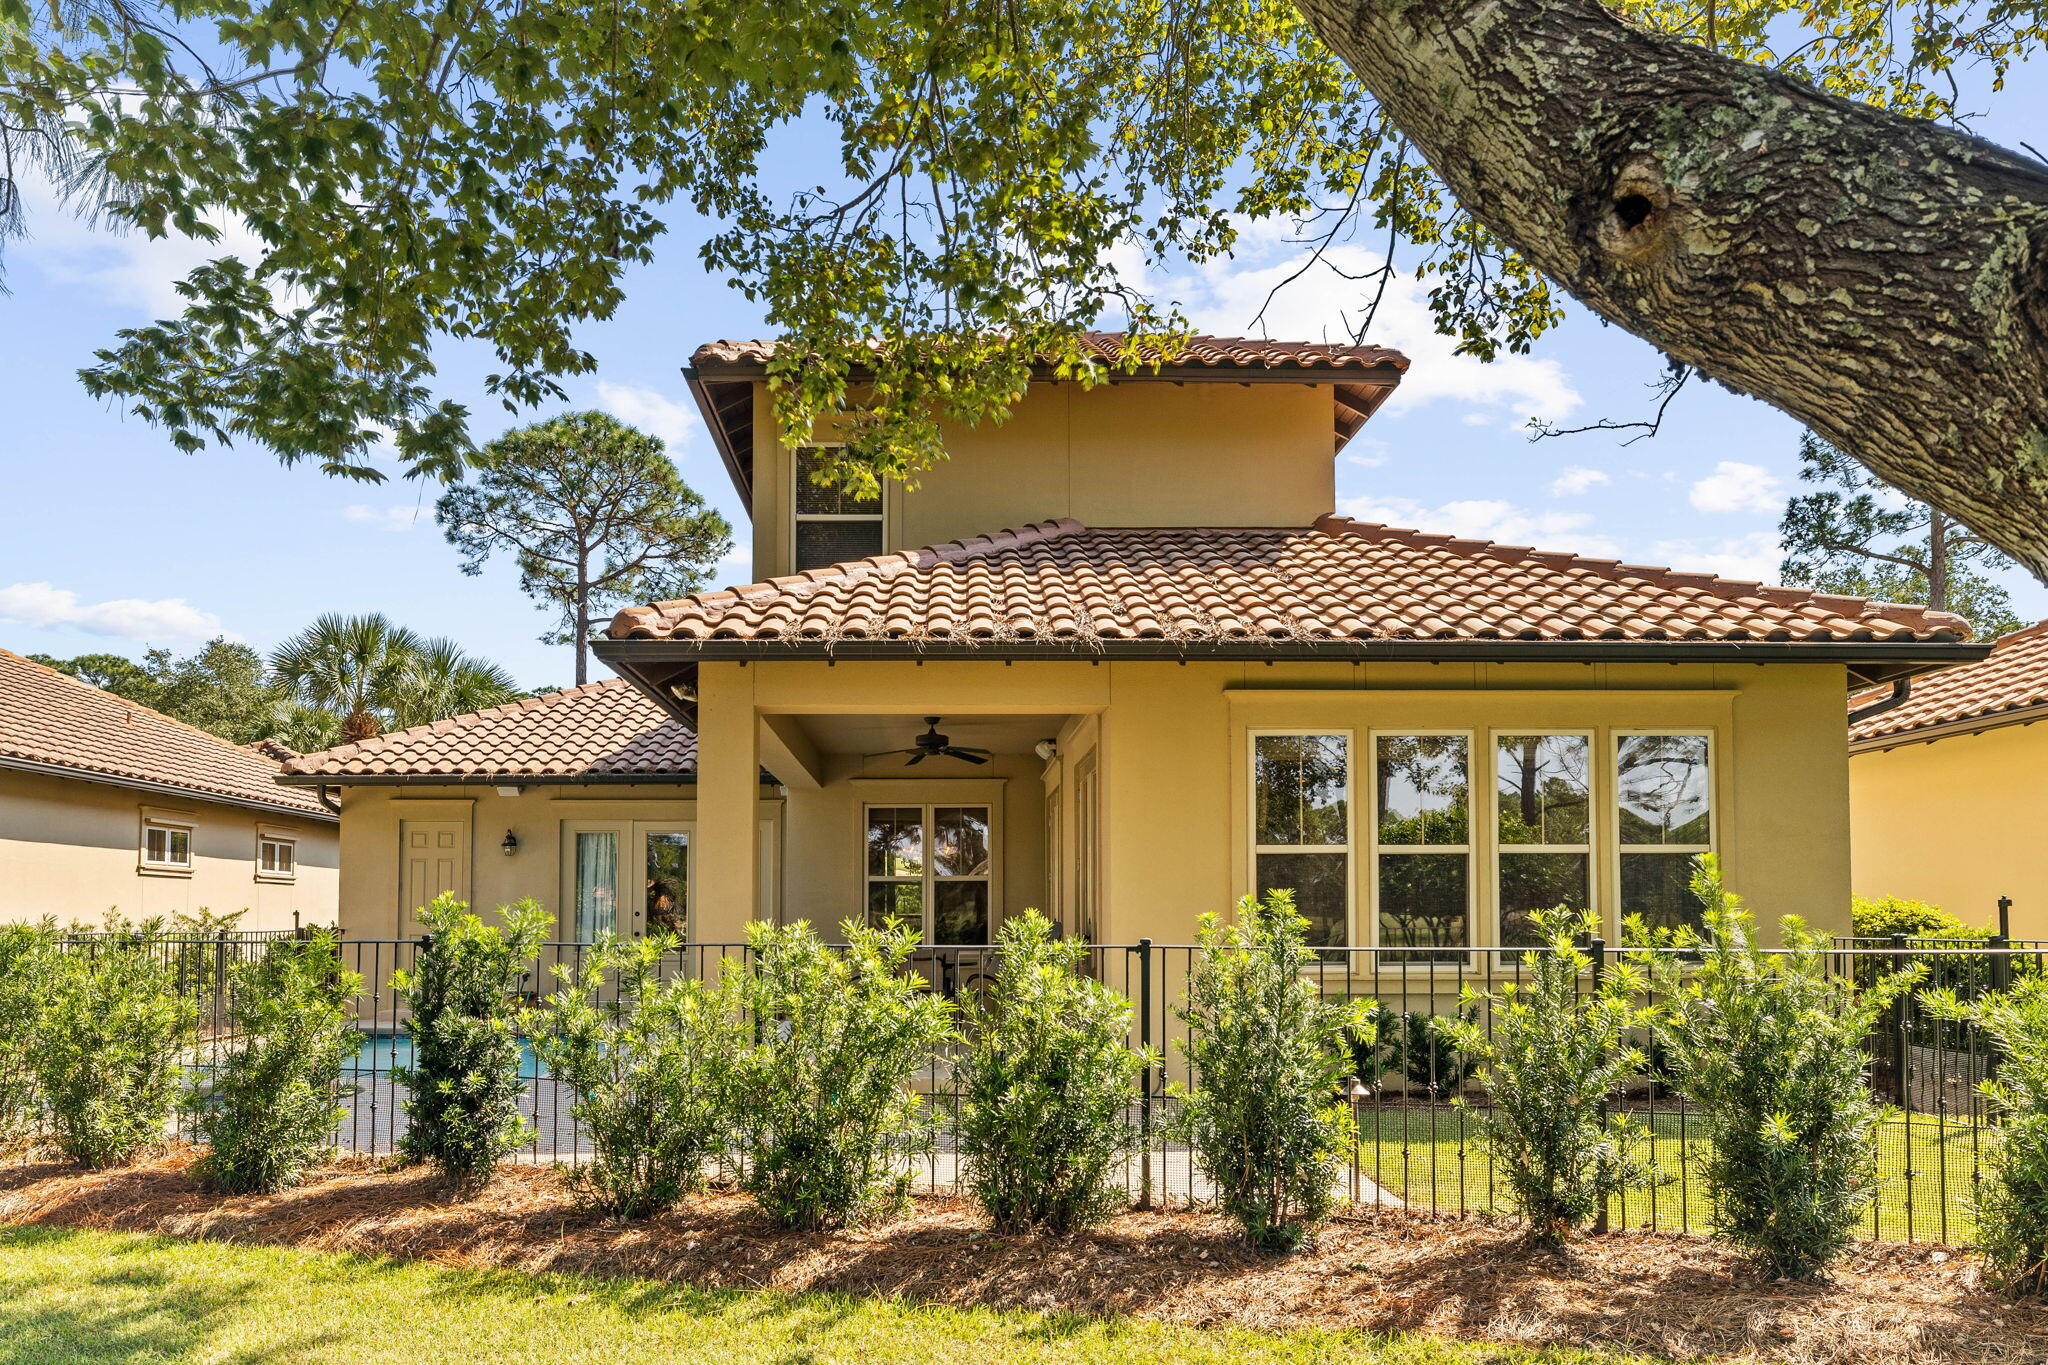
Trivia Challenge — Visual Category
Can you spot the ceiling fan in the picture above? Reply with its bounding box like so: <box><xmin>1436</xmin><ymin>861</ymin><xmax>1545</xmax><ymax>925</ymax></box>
<box><xmin>866</xmin><ymin>717</ymin><xmax>993</xmax><ymax>766</ymax></box>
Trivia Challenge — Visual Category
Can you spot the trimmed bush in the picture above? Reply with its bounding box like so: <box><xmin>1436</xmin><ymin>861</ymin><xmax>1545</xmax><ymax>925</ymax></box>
<box><xmin>1637</xmin><ymin>856</ymin><xmax>1918</xmax><ymax>1280</ymax></box>
<box><xmin>391</xmin><ymin>895</ymin><xmax>551</xmax><ymax>1181</ymax></box>
<box><xmin>32</xmin><ymin>926</ymin><xmax>197</xmax><ymax>1167</ymax></box>
<box><xmin>1438</xmin><ymin>906</ymin><xmax>1654</xmax><ymax>1244</ymax></box>
<box><xmin>196</xmin><ymin>932</ymin><xmax>362</xmax><ymax>1194</ymax></box>
<box><xmin>1850</xmin><ymin>895</ymin><xmax>1991</xmax><ymax>940</ymax></box>
<box><xmin>525</xmin><ymin>933</ymin><xmax>742</xmax><ymax>1218</ymax></box>
<box><xmin>956</xmin><ymin>911</ymin><xmax>1150</xmax><ymax>1234</ymax></box>
<box><xmin>1171</xmin><ymin>891</ymin><xmax>1376</xmax><ymax>1251</ymax></box>
<box><xmin>1924</xmin><ymin>975</ymin><xmax>2048</xmax><ymax>1296</ymax></box>
<box><xmin>728</xmin><ymin>919</ymin><xmax>956</xmax><ymax>1230</ymax></box>
<box><xmin>0</xmin><ymin>922</ymin><xmax>54</xmax><ymax>1141</ymax></box>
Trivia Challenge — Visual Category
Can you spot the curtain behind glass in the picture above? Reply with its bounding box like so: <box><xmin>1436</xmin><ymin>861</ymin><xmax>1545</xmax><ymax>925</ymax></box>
<box><xmin>575</xmin><ymin>831</ymin><xmax>619</xmax><ymax>941</ymax></box>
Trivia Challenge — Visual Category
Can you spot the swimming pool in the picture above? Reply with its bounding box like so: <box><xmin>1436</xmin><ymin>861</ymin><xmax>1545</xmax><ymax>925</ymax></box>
<box><xmin>345</xmin><ymin>1032</ymin><xmax>550</xmax><ymax>1081</ymax></box>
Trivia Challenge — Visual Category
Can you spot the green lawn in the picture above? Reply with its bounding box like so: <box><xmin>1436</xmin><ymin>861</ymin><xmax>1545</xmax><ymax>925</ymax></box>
<box><xmin>1356</xmin><ymin>1106</ymin><xmax>1992</xmax><ymax>1243</ymax></box>
<box><xmin>0</xmin><ymin>1225</ymin><xmax>1680</xmax><ymax>1365</ymax></box>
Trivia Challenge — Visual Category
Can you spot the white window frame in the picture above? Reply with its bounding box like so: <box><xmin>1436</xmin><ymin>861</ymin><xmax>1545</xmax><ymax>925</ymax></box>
<box><xmin>792</xmin><ymin>442</ymin><xmax>885</xmax><ymax>573</ymax></box>
<box><xmin>139</xmin><ymin>812</ymin><xmax>195</xmax><ymax>876</ymax></box>
<box><xmin>1489</xmin><ymin>729</ymin><xmax>1596</xmax><ymax>945</ymax></box>
<box><xmin>560</xmin><ymin>820</ymin><xmax>695</xmax><ymax>943</ymax></box>
<box><xmin>1247</xmin><ymin>729</ymin><xmax>1356</xmax><ymax>949</ymax></box>
<box><xmin>255</xmin><ymin>829</ymin><xmax>298</xmax><ymax>883</ymax></box>
<box><xmin>862</xmin><ymin>802</ymin><xmax>997</xmax><ymax>944</ymax></box>
<box><xmin>1367</xmin><ymin>729</ymin><xmax>1476</xmax><ymax>966</ymax></box>
<box><xmin>1611</xmin><ymin>729</ymin><xmax>1717</xmax><ymax>934</ymax></box>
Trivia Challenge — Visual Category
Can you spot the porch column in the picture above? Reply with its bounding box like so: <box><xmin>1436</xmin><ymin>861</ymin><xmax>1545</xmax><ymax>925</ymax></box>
<box><xmin>693</xmin><ymin>661</ymin><xmax>760</xmax><ymax>948</ymax></box>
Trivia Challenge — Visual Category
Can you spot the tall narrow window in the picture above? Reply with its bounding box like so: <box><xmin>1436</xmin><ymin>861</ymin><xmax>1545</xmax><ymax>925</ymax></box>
<box><xmin>1374</xmin><ymin>734</ymin><xmax>1470</xmax><ymax>962</ymax></box>
<box><xmin>645</xmin><ymin>831</ymin><xmax>688</xmax><ymax>939</ymax></box>
<box><xmin>864</xmin><ymin>805</ymin><xmax>994</xmax><ymax>943</ymax></box>
<box><xmin>1252</xmin><ymin>733</ymin><xmax>1351</xmax><ymax>948</ymax></box>
<box><xmin>1072</xmin><ymin>753</ymin><xmax>1100</xmax><ymax>943</ymax></box>
<box><xmin>1495</xmin><ymin>733</ymin><xmax>1592</xmax><ymax>946</ymax></box>
<box><xmin>1616</xmin><ymin>733</ymin><xmax>1713</xmax><ymax>933</ymax></box>
<box><xmin>793</xmin><ymin>445</ymin><xmax>883</xmax><ymax>572</ymax></box>
<box><xmin>573</xmin><ymin>831</ymin><xmax>619</xmax><ymax>941</ymax></box>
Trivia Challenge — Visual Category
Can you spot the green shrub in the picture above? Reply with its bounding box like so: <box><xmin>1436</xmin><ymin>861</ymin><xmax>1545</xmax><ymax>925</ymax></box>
<box><xmin>1850</xmin><ymin>895</ymin><xmax>1991</xmax><ymax>940</ymax></box>
<box><xmin>955</xmin><ymin>911</ymin><xmax>1150</xmax><ymax>1234</ymax></box>
<box><xmin>195</xmin><ymin>933</ymin><xmax>361</xmax><ymax>1194</ymax></box>
<box><xmin>1171</xmin><ymin>891</ymin><xmax>1375</xmax><ymax>1251</ymax></box>
<box><xmin>728</xmin><ymin>919</ymin><xmax>956</xmax><ymax>1230</ymax></box>
<box><xmin>1924</xmin><ymin>976</ymin><xmax>2048</xmax><ymax>1296</ymax></box>
<box><xmin>1349</xmin><ymin>1002</ymin><xmax>1479</xmax><ymax>1099</ymax></box>
<box><xmin>0</xmin><ymin>922</ymin><xmax>55</xmax><ymax>1141</ymax></box>
<box><xmin>391</xmin><ymin>895</ymin><xmax>550</xmax><ymax>1181</ymax></box>
<box><xmin>31</xmin><ymin>927</ymin><xmax>198</xmax><ymax>1167</ymax></box>
<box><xmin>1637</xmin><ymin>857</ymin><xmax>1918</xmax><ymax>1280</ymax></box>
<box><xmin>1438</xmin><ymin>907</ymin><xmax>1654</xmax><ymax>1245</ymax></box>
<box><xmin>524</xmin><ymin>933</ymin><xmax>742</xmax><ymax>1218</ymax></box>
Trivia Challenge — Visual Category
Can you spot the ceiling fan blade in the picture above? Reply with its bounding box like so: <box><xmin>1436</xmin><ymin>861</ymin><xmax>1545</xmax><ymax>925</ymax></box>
<box><xmin>904</xmin><ymin>751</ymin><xmax>928</xmax><ymax>766</ymax></box>
<box><xmin>863</xmin><ymin>747</ymin><xmax>921</xmax><ymax>759</ymax></box>
<box><xmin>945</xmin><ymin>749</ymin><xmax>991</xmax><ymax>764</ymax></box>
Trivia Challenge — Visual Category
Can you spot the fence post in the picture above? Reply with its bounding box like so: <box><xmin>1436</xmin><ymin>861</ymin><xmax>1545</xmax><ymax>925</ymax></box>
<box><xmin>1992</xmin><ymin>897</ymin><xmax>2014</xmax><ymax>993</ymax></box>
<box><xmin>1133</xmin><ymin>938</ymin><xmax>1154</xmax><ymax>1211</ymax></box>
<box><xmin>1588</xmin><ymin>934</ymin><xmax>1610</xmax><ymax>1235</ymax></box>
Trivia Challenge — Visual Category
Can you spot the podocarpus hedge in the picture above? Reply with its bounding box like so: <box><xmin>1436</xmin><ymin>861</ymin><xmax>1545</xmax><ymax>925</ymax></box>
<box><xmin>1172</xmin><ymin>891</ymin><xmax>1376</xmax><ymax>1251</ymax></box>
<box><xmin>391</xmin><ymin>895</ymin><xmax>551</xmax><ymax>1181</ymax></box>
<box><xmin>956</xmin><ymin>910</ymin><xmax>1152</xmax><ymax>1234</ymax></box>
<box><xmin>196</xmin><ymin>932</ymin><xmax>362</xmax><ymax>1194</ymax></box>
<box><xmin>0</xmin><ymin>922</ymin><xmax>53</xmax><ymax>1141</ymax></box>
<box><xmin>1638</xmin><ymin>857</ymin><xmax>1921</xmax><ymax>1281</ymax></box>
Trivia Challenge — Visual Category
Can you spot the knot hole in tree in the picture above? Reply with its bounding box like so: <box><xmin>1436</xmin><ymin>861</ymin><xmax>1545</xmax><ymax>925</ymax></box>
<box><xmin>1591</xmin><ymin>156</ymin><xmax>1677</xmax><ymax>267</ymax></box>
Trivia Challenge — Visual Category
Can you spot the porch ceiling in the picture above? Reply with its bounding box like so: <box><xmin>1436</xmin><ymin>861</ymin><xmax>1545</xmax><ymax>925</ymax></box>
<box><xmin>793</xmin><ymin>712</ymin><xmax>1066</xmax><ymax>757</ymax></box>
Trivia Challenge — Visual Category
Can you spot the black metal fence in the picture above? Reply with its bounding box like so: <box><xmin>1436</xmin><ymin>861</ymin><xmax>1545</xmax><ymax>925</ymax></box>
<box><xmin>42</xmin><ymin>928</ymin><xmax>2048</xmax><ymax>1246</ymax></box>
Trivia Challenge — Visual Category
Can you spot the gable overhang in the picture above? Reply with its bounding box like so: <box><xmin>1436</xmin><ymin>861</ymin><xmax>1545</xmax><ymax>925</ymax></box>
<box><xmin>1</xmin><ymin>754</ymin><xmax>338</xmax><ymax>823</ymax></box>
<box><xmin>685</xmin><ymin>359</ymin><xmax>1408</xmax><ymax>512</ymax></box>
<box><xmin>1849</xmin><ymin>697</ymin><xmax>2048</xmax><ymax>754</ymax></box>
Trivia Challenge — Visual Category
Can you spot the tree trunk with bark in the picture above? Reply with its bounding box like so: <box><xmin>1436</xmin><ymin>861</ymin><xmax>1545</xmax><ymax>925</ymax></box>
<box><xmin>1295</xmin><ymin>0</ymin><xmax>2048</xmax><ymax>580</ymax></box>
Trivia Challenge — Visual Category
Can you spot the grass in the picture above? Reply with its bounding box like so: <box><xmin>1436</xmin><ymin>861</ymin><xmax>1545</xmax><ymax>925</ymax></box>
<box><xmin>0</xmin><ymin>1224</ymin><xmax>1683</xmax><ymax>1365</ymax></box>
<box><xmin>1356</xmin><ymin>1104</ymin><xmax>1993</xmax><ymax>1243</ymax></box>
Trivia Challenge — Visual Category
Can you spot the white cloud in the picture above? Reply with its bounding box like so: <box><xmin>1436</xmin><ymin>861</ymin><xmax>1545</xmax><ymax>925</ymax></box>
<box><xmin>18</xmin><ymin>172</ymin><xmax>270</xmax><ymax>318</ymax></box>
<box><xmin>0</xmin><ymin>582</ymin><xmax>235</xmax><ymax>643</ymax></box>
<box><xmin>342</xmin><ymin>504</ymin><xmax>424</xmax><ymax>533</ymax></box>
<box><xmin>1689</xmin><ymin>460</ymin><xmax>1783</xmax><ymax>515</ymax></box>
<box><xmin>1550</xmin><ymin>465</ymin><xmax>1611</xmax><ymax>497</ymax></box>
<box><xmin>1337</xmin><ymin>495</ymin><xmax>1620</xmax><ymax>557</ymax></box>
<box><xmin>1648</xmin><ymin>532</ymin><xmax>1785</xmax><ymax>584</ymax></box>
<box><xmin>1115</xmin><ymin>219</ymin><xmax>1581</xmax><ymax>427</ymax></box>
<box><xmin>710</xmin><ymin>540</ymin><xmax>754</xmax><ymax>586</ymax></box>
<box><xmin>596</xmin><ymin>381</ymin><xmax>700</xmax><ymax>453</ymax></box>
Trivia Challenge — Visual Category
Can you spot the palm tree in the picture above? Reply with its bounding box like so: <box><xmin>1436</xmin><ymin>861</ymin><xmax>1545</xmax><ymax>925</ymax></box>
<box><xmin>269</xmin><ymin>614</ymin><xmax>424</xmax><ymax>743</ymax></box>
<box><xmin>388</xmin><ymin>637</ymin><xmax>521</xmax><ymax>731</ymax></box>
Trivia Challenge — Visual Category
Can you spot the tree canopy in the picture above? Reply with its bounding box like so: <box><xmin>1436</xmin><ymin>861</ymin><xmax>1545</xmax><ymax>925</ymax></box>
<box><xmin>4</xmin><ymin>0</ymin><xmax>2045</xmax><ymax>571</ymax></box>
<box><xmin>436</xmin><ymin>411</ymin><xmax>732</xmax><ymax>685</ymax></box>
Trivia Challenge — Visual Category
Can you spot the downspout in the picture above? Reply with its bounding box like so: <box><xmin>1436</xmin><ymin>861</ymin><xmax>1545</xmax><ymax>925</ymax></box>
<box><xmin>1848</xmin><ymin>677</ymin><xmax>1912</xmax><ymax>725</ymax></box>
<box><xmin>316</xmin><ymin>784</ymin><xmax>341</xmax><ymax>816</ymax></box>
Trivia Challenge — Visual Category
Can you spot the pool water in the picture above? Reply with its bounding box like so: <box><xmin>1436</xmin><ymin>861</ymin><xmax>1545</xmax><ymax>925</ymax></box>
<box><xmin>347</xmin><ymin>1032</ymin><xmax>549</xmax><ymax>1081</ymax></box>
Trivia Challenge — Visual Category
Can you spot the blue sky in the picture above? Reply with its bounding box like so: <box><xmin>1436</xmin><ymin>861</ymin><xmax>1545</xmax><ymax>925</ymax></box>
<box><xmin>4</xmin><ymin>73</ymin><xmax>2046</xmax><ymax>691</ymax></box>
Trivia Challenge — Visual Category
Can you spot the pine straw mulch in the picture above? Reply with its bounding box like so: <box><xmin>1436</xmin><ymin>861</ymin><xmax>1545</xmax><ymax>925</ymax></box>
<box><xmin>1</xmin><ymin>1150</ymin><xmax>2042</xmax><ymax>1365</ymax></box>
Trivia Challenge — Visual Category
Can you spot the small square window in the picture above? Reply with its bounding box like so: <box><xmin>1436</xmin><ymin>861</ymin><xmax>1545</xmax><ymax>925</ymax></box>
<box><xmin>258</xmin><ymin>837</ymin><xmax>296</xmax><ymax>878</ymax></box>
<box><xmin>142</xmin><ymin>820</ymin><xmax>192</xmax><ymax>871</ymax></box>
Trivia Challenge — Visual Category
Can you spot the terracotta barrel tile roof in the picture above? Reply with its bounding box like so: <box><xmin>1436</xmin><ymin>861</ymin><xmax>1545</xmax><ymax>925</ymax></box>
<box><xmin>280</xmin><ymin>679</ymin><xmax>694</xmax><ymax>783</ymax></box>
<box><xmin>0</xmin><ymin>649</ymin><xmax>330</xmax><ymax>818</ymax></box>
<box><xmin>690</xmin><ymin>331</ymin><xmax>1409</xmax><ymax>374</ymax></box>
<box><xmin>607</xmin><ymin>516</ymin><xmax>1969</xmax><ymax>649</ymax></box>
<box><xmin>1850</xmin><ymin>620</ymin><xmax>2048</xmax><ymax>745</ymax></box>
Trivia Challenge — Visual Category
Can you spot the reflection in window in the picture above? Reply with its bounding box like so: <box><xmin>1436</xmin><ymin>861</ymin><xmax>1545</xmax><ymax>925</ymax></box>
<box><xmin>863</xmin><ymin>805</ymin><xmax>992</xmax><ymax>943</ymax></box>
<box><xmin>1375</xmin><ymin>735</ymin><xmax>1469</xmax><ymax>962</ymax></box>
<box><xmin>645</xmin><ymin>832</ymin><xmax>688</xmax><ymax>939</ymax></box>
<box><xmin>574</xmin><ymin>831</ymin><xmax>619</xmax><ymax>941</ymax></box>
<box><xmin>1496</xmin><ymin>734</ymin><xmax>1591</xmax><ymax>946</ymax></box>
<box><xmin>794</xmin><ymin>446</ymin><xmax>883</xmax><ymax>572</ymax></box>
<box><xmin>1617</xmin><ymin>734</ymin><xmax>1712</xmax><ymax>932</ymax></box>
<box><xmin>1252</xmin><ymin>734</ymin><xmax>1350</xmax><ymax>948</ymax></box>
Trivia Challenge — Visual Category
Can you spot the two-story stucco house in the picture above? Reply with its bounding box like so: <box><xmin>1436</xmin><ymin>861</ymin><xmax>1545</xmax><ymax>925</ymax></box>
<box><xmin>2</xmin><ymin>649</ymin><xmax>338</xmax><ymax>928</ymax></box>
<box><xmin>281</xmin><ymin>334</ymin><xmax>1983</xmax><ymax>953</ymax></box>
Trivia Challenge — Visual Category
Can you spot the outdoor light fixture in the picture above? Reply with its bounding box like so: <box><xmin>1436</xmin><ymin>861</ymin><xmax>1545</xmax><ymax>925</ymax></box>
<box><xmin>500</xmin><ymin>829</ymin><xmax>519</xmax><ymax>856</ymax></box>
<box><xmin>1034</xmin><ymin>739</ymin><xmax>1059</xmax><ymax>762</ymax></box>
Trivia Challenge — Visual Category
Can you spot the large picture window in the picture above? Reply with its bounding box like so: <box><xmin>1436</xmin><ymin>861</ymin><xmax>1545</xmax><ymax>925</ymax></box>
<box><xmin>865</xmin><ymin>805</ymin><xmax>993</xmax><ymax>944</ymax></box>
<box><xmin>1373</xmin><ymin>734</ymin><xmax>1471</xmax><ymax>962</ymax></box>
<box><xmin>793</xmin><ymin>445</ymin><xmax>883</xmax><ymax>572</ymax></box>
<box><xmin>1616</xmin><ymin>733</ymin><xmax>1714</xmax><ymax>933</ymax></box>
<box><xmin>1251</xmin><ymin>733</ymin><xmax>1351</xmax><ymax>949</ymax></box>
<box><xmin>1495</xmin><ymin>733</ymin><xmax>1592</xmax><ymax>947</ymax></box>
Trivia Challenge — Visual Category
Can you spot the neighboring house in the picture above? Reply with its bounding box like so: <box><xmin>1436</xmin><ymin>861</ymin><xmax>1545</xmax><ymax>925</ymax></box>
<box><xmin>0</xmin><ymin>649</ymin><xmax>338</xmax><ymax>928</ymax></box>
<box><xmin>1849</xmin><ymin>620</ymin><xmax>2048</xmax><ymax>937</ymax></box>
<box><xmin>285</xmin><ymin>334</ymin><xmax>1983</xmax><ymax>953</ymax></box>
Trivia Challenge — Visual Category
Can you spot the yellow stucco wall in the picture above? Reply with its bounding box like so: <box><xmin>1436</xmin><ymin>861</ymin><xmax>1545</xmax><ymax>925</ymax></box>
<box><xmin>1849</xmin><ymin>721</ymin><xmax>2048</xmax><ymax>937</ymax></box>
<box><xmin>747</xmin><ymin>381</ymin><xmax>1336</xmax><ymax>580</ymax></box>
<box><xmin>0</xmin><ymin>768</ymin><xmax>338</xmax><ymax>929</ymax></box>
<box><xmin>682</xmin><ymin>657</ymin><xmax>1855</xmax><ymax>951</ymax></box>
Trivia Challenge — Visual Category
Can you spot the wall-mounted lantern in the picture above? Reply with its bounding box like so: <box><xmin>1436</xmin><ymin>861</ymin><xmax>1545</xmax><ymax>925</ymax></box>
<box><xmin>500</xmin><ymin>829</ymin><xmax>519</xmax><ymax>856</ymax></box>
